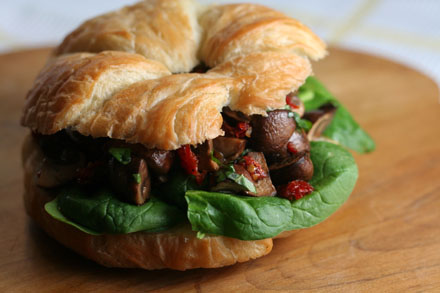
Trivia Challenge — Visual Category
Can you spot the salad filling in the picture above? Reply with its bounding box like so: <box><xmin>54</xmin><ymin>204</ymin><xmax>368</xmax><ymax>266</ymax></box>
<box><xmin>33</xmin><ymin>92</ymin><xmax>317</xmax><ymax>206</ymax></box>
<box><xmin>33</xmin><ymin>77</ymin><xmax>373</xmax><ymax>240</ymax></box>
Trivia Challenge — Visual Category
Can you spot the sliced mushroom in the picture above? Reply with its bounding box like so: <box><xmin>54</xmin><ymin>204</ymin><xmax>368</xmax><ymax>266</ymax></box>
<box><xmin>269</xmin><ymin>153</ymin><xmax>314</xmax><ymax>185</ymax></box>
<box><xmin>109</xmin><ymin>156</ymin><xmax>151</xmax><ymax>205</ymax></box>
<box><xmin>211</xmin><ymin>179</ymin><xmax>247</xmax><ymax>194</ymax></box>
<box><xmin>287</xmin><ymin>130</ymin><xmax>310</xmax><ymax>155</ymax></box>
<box><xmin>250</xmin><ymin>110</ymin><xmax>296</xmax><ymax>163</ymax></box>
<box><xmin>241</xmin><ymin>152</ymin><xmax>276</xmax><ymax>197</ymax></box>
<box><xmin>35</xmin><ymin>155</ymin><xmax>86</xmax><ymax>188</ymax></box>
<box><xmin>210</xmin><ymin>152</ymin><xmax>276</xmax><ymax>197</ymax></box>
<box><xmin>213</xmin><ymin>136</ymin><xmax>246</xmax><ymax>162</ymax></box>
<box><xmin>103</xmin><ymin>139</ymin><xmax>175</xmax><ymax>176</ymax></box>
<box><xmin>142</xmin><ymin>149</ymin><xmax>174</xmax><ymax>175</ymax></box>
<box><xmin>211</xmin><ymin>165</ymin><xmax>276</xmax><ymax>197</ymax></box>
<box><xmin>286</xmin><ymin>93</ymin><xmax>305</xmax><ymax>117</ymax></box>
<box><xmin>303</xmin><ymin>103</ymin><xmax>337</xmax><ymax>141</ymax></box>
<box><xmin>222</xmin><ymin>107</ymin><xmax>250</xmax><ymax>123</ymax></box>
<box><xmin>196</xmin><ymin>140</ymin><xmax>219</xmax><ymax>172</ymax></box>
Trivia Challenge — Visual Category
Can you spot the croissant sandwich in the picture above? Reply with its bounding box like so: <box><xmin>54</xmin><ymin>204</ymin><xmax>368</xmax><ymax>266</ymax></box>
<box><xmin>21</xmin><ymin>0</ymin><xmax>375</xmax><ymax>270</ymax></box>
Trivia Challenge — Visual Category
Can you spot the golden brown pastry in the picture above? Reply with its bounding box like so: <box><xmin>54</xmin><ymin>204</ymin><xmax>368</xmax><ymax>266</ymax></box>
<box><xmin>21</xmin><ymin>0</ymin><xmax>330</xmax><ymax>270</ymax></box>
<box><xmin>22</xmin><ymin>0</ymin><xmax>325</xmax><ymax>149</ymax></box>
<box><xmin>199</xmin><ymin>3</ymin><xmax>327</xmax><ymax>66</ymax></box>
<box><xmin>55</xmin><ymin>0</ymin><xmax>202</xmax><ymax>73</ymax></box>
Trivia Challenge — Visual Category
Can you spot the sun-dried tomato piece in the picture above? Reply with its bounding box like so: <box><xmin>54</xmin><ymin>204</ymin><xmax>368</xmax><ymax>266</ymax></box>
<box><xmin>222</xmin><ymin>121</ymin><xmax>250</xmax><ymax>138</ymax></box>
<box><xmin>235</xmin><ymin>122</ymin><xmax>250</xmax><ymax>138</ymax></box>
<box><xmin>287</xmin><ymin>141</ymin><xmax>298</xmax><ymax>154</ymax></box>
<box><xmin>177</xmin><ymin>145</ymin><xmax>199</xmax><ymax>176</ymax></box>
<box><xmin>242</xmin><ymin>155</ymin><xmax>267</xmax><ymax>181</ymax></box>
<box><xmin>286</xmin><ymin>94</ymin><xmax>300</xmax><ymax>109</ymax></box>
<box><xmin>177</xmin><ymin>145</ymin><xmax>206</xmax><ymax>185</ymax></box>
<box><xmin>195</xmin><ymin>170</ymin><xmax>207</xmax><ymax>185</ymax></box>
<box><xmin>277</xmin><ymin>180</ymin><xmax>314</xmax><ymax>200</ymax></box>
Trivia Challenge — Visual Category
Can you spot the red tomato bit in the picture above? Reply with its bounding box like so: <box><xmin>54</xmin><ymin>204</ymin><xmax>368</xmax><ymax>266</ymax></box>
<box><xmin>195</xmin><ymin>171</ymin><xmax>207</xmax><ymax>185</ymax></box>
<box><xmin>287</xmin><ymin>142</ymin><xmax>298</xmax><ymax>154</ymax></box>
<box><xmin>222</xmin><ymin>121</ymin><xmax>250</xmax><ymax>138</ymax></box>
<box><xmin>177</xmin><ymin>145</ymin><xmax>206</xmax><ymax>185</ymax></box>
<box><xmin>235</xmin><ymin>122</ymin><xmax>250</xmax><ymax>138</ymax></box>
<box><xmin>277</xmin><ymin>180</ymin><xmax>314</xmax><ymax>200</ymax></box>
<box><xmin>242</xmin><ymin>155</ymin><xmax>267</xmax><ymax>181</ymax></box>
<box><xmin>286</xmin><ymin>94</ymin><xmax>300</xmax><ymax>109</ymax></box>
<box><xmin>177</xmin><ymin>145</ymin><xmax>199</xmax><ymax>175</ymax></box>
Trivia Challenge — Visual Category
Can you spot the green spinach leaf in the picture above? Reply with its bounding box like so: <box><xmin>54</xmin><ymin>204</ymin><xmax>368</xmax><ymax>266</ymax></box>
<box><xmin>154</xmin><ymin>170</ymin><xmax>199</xmax><ymax>209</ymax></box>
<box><xmin>287</xmin><ymin>141</ymin><xmax>358</xmax><ymax>229</ymax></box>
<box><xmin>185</xmin><ymin>141</ymin><xmax>358</xmax><ymax>240</ymax></box>
<box><xmin>56</xmin><ymin>187</ymin><xmax>185</xmax><ymax>234</ymax></box>
<box><xmin>298</xmin><ymin>77</ymin><xmax>375</xmax><ymax>153</ymax></box>
<box><xmin>186</xmin><ymin>190</ymin><xmax>292</xmax><ymax>240</ymax></box>
<box><xmin>44</xmin><ymin>198</ymin><xmax>101</xmax><ymax>235</ymax></box>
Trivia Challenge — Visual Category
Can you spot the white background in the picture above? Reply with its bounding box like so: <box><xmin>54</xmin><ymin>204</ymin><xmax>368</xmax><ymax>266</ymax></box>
<box><xmin>0</xmin><ymin>0</ymin><xmax>439</xmax><ymax>86</ymax></box>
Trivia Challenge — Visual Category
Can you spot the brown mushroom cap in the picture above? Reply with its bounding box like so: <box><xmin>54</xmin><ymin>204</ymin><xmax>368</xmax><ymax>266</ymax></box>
<box><xmin>109</xmin><ymin>156</ymin><xmax>151</xmax><ymax>205</ymax></box>
<box><xmin>250</xmin><ymin>110</ymin><xmax>296</xmax><ymax>162</ymax></box>
<box><xmin>222</xmin><ymin>107</ymin><xmax>250</xmax><ymax>123</ymax></box>
<box><xmin>213</xmin><ymin>136</ymin><xmax>246</xmax><ymax>162</ymax></box>
<box><xmin>196</xmin><ymin>140</ymin><xmax>220</xmax><ymax>172</ymax></box>
<box><xmin>287</xmin><ymin>130</ymin><xmax>310</xmax><ymax>154</ymax></box>
<box><xmin>269</xmin><ymin>153</ymin><xmax>314</xmax><ymax>185</ymax></box>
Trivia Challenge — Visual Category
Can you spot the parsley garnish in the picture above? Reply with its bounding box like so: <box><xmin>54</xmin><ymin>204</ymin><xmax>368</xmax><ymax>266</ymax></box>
<box><xmin>292</xmin><ymin>112</ymin><xmax>312</xmax><ymax>132</ymax></box>
<box><xmin>216</xmin><ymin>164</ymin><xmax>256</xmax><ymax>193</ymax></box>
<box><xmin>132</xmin><ymin>173</ymin><xmax>141</xmax><ymax>183</ymax></box>
<box><xmin>109</xmin><ymin>147</ymin><xmax>132</xmax><ymax>165</ymax></box>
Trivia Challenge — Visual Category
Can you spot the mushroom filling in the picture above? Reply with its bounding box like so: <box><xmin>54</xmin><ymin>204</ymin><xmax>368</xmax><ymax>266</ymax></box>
<box><xmin>32</xmin><ymin>94</ymin><xmax>335</xmax><ymax>206</ymax></box>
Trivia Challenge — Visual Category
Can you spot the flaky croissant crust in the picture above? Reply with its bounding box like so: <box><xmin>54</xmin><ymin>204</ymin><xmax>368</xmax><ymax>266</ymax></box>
<box><xmin>21</xmin><ymin>0</ymin><xmax>326</xmax><ymax>150</ymax></box>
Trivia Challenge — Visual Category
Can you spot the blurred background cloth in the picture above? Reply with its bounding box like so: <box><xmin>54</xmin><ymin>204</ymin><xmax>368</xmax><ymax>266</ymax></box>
<box><xmin>0</xmin><ymin>0</ymin><xmax>439</xmax><ymax>86</ymax></box>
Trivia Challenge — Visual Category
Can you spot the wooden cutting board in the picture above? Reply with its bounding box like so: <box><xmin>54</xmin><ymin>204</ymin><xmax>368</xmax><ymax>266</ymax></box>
<box><xmin>0</xmin><ymin>48</ymin><xmax>439</xmax><ymax>292</ymax></box>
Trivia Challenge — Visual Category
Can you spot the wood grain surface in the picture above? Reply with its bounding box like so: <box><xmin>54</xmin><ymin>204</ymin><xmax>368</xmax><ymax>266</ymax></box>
<box><xmin>0</xmin><ymin>48</ymin><xmax>439</xmax><ymax>292</ymax></box>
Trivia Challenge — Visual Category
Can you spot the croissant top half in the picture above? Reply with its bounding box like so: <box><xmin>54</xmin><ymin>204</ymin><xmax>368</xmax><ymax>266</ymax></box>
<box><xmin>21</xmin><ymin>0</ymin><xmax>327</xmax><ymax>150</ymax></box>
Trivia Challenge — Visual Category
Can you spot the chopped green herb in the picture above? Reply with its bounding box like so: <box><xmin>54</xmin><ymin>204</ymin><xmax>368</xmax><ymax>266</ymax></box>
<box><xmin>132</xmin><ymin>173</ymin><xmax>141</xmax><ymax>183</ymax></box>
<box><xmin>226</xmin><ymin>171</ymin><xmax>256</xmax><ymax>193</ymax></box>
<box><xmin>210</xmin><ymin>150</ymin><xmax>222</xmax><ymax>165</ymax></box>
<box><xmin>196</xmin><ymin>231</ymin><xmax>206</xmax><ymax>239</ymax></box>
<box><xmin>224</xmin><ymin>165</ymin><xmax>256</xmax><ymax>193</ymax></box>
<box><xmin>214</xmin><ymin>164</ymin><xmax>256</xmax><ymax>193</ymax></box>
<box><xmin>282</xmin><ymin>105</ymin><xmax>313</xmax><ymax>131</ymax></box>
<box><xmin>293</xmin><ymin>112</ymin><xmax>312</xmax><ymax>132</ymax></box>
<box><xmin>109</xmin><ymin>147</ymin><xmax>131</xmax><ymax>165</ymax></box>
<box><xmin>216</xmin><ymin>171</ymin><xmax>226</xmax><ymax>183</ymax></box>
<box><xmin>215</xmin><ymin>164</ymin><xmax>234</xmax><ymax>183</ymax></box>
<box><xmin>225</xmin><ymin>164</ymin><xmax>235</xmax><ymax>173</ymax></box>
